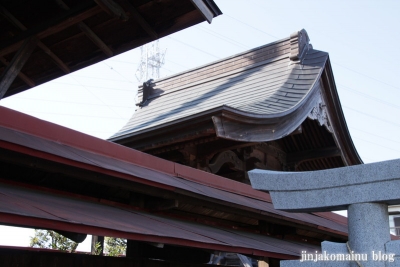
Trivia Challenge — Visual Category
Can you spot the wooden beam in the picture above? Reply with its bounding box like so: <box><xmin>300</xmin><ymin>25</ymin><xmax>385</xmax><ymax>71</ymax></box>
<box><xmin>190</xmin><ymin>0</ymin><xmax>214</xmax><ymax>24</ymax></box>
<box><xmin>0</xmin><ymin>5</ymin><xmax>70</xmax><ymax>73</ymax></box>
<box><xmin>94</xmin><ymin>0</ymin><xmax>129</xmax><ymax>21</ymax></box>
<box><xmin>0</xmin><ymin>37</ymin><xmax>38</xmax><ymax>100</ymax></box>
<box><xmin>0</xmin><ymin>56</ymin><xmax>35</xmax><ymax>87</ymax></box>
<box><xmin>55</xmin><ymin>0</ymin><xmax>113</xmax><ymax>57</ymax></box>
<box><xmin>286</xmin><ymin>146</ymin><xmax>341</xmax><ymax>165</ymax></box>
<box><xmin>77</xmin><ymin>22</ymin><xmax>114</xmax><ymax>57</ymax></box>
<box><xmin>118</xmin><ymin>0</ymin><xmax>158</xmax><ymax>39</ymax></box>
<box><xmin>0</xmin><ymin>4</ymin><xmax>102</xmax><ymax>57</ymax></box>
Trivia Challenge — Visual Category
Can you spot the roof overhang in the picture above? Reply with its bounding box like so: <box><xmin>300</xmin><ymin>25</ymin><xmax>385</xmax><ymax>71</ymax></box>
<box><xmin>0</xmin><ymin>182</ymin><xmax>311</xmax><ymax>259</ymax></box>
<box><xmin>0</xmin><ymin>106</ymin><xmax>349</xmax><ymax>238</ymax></box>
<box><xmin>0</xmin><ymin>0</ymin><xmax>222</xmax><ymax>98</ymax></box>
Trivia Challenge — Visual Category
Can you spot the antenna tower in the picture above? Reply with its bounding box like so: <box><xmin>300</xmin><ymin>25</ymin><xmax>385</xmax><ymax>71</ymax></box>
<box><xmin>135</xmin><ymin>40</ymin><xmax>166</xmax><ymax>83</ymax></box>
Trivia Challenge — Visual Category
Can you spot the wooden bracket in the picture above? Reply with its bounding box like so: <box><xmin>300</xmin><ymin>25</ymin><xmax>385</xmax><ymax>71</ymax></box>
<box><xmin>208</xmin><ymin>150</ymin><xmax>244</xmax><ymax>174</ymax></box>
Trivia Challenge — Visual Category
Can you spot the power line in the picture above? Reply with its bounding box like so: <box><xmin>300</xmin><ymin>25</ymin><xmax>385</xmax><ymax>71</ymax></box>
<box><xmin>197</xmin><ymin>26</ymin><xmax>250</xmax><ymax>50</ymax></box>
<box><xmin>51</xmin><ymin>81</ymin><xmax>133</xmax><ymax>92</ymax></box>
<box><xmin>333</xmin><ymin>62</ymin><xmax>400</xmax><ymax>92</ymax></box>
<box><xmin>224</xmin><ymin>14</ymin><xmax>278</xmax><ymax>39</ymax></box>
<box><xmin>339</xmin><ymin>83</ymin><xmax>400</xmax><ymax>110</ymax></box>
<box><xmin>350</xmin><ymin>126</ymin><xmax>400</xmax><ymax>146</ymax></box>
<box><xmin>10</xmin><ymin>96</ymin><xmax>134</xmax><ymax>108</ymax></box>
<box><xmin>23</xmin><ymin>110</ymin><xmax>127</xmax><ymax>120</ymax></box>
<box><xmin>72</xmin><ymin>74</ymin><xmax>133</xmax><ymax>83</ymax></box>
<box><xmin>343</xmin><ymin>105</ymin><xmax>400</xmax><ymax>128</ymax></box>
<box><xmin>352</xmin><ymin>135</ymin><xmax>400</xmax><ymax>154</ymax></box>
<box><xmin>69</xmin><ymin>76</ymin><xmax>127</xmax><ymax>120</ymax></box>
<box><xmin>103</xmin><ymin>62</ymin><xmax>136</xmax><ymax>84</ymax></box>
<box><xmin>168</xmin><ymin>36</ymin><xmax>220</xmax><ymax>59</ymax></box>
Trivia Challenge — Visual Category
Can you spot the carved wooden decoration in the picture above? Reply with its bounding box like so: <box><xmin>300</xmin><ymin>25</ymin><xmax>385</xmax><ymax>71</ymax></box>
<box><xmin>308</xmin><ymin>90</ymin><xmax>333</xmax><ymax>133</ymax></box>
<box><xmin>208</xmin><ymin>150</ymin><xmax>244</xmax><ymax>174</ymax></box>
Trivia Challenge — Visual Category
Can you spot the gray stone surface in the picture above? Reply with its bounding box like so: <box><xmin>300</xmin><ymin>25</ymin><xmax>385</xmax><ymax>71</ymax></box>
<box><xmin>281</xmin><ymin>260</ymin><xmax>350</xmax><ymax>267</ymax></box>
<box><xmin>385</xmin><ymin>240</ymin><xmax>400</xmax><ymax>267</ymax></box>
<box><xmin>249</xmin><ymin>159</ymin><xmax>400</xmax><ymax>267</ymax></box>
<box><xmin>321</xmin><ymin>242</ymin><xmax>348</xmax><ymax>254</ymax></box>
<box><xmin>348</xmin><ymin>203</ymin><xmax>390</xmax><ymax>267</ymax></box>
<box><xmin>248</xmin><ymin>159</ymin><xmax>400</xmax><ymax>212</ymax></box>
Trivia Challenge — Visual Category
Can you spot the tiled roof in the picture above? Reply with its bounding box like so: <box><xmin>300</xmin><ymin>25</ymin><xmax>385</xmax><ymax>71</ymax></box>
<box><xmin>111</xmin><ymin>29</ymin><xmax>327</xmax><ymax>140</ymax></box>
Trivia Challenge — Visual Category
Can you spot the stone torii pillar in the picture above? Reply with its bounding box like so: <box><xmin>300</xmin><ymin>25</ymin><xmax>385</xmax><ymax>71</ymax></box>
<box><xmin>248</xmin><ymin>159</ymin><xmax>400</xmax><ymax>267</ymax></box>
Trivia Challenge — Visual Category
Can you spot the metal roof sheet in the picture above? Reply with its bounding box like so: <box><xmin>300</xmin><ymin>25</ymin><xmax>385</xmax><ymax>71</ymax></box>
<box><xmin>0</xmin><ymin>182</ymin><xmax>317</xmax><ymax>258</ymax></box>
<box><xmin>0</xmin><ymin>106</ymin><xmax>347</xmax><ymax>236</ymax></box>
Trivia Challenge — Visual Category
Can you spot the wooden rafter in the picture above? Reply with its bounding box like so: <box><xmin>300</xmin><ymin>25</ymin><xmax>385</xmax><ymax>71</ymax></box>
<box><xmin>119</xmin><ymin>0</ymin><xmax>158</xmax><ymax>39</ymax></box>
<box><xmin>55</xmin><ymin>0</ymin><xmax>114</xmax><ymax>58</ymax></box>
<box><xmin>286</xmin><ymin>146</ymin><xmax>341</xmax><ymax>165</ymax></box>
<box><xmin>190</xmin><ymin>0</ymin><xmax>214</xmax><ymax>24</ymax></box>
<box><xmin>0</xmin><ymin>4</ymin><xmax>70</xmax><ymax>73</ymax></box>
<box><xmin>0</xmin><ymin>37</ymin><xmax>38</xmax><ymax>100</ymax></box>
<box><xmin>0</xmin><ymin>4</ymin><xmax>102</xmax><ymax>57</ymax></box>
<box><xmin>0</xmin><ymin>57</ymin><xmax>35</xmax><ymax>87</ymax></box>
<box><xmin>94</xmin><ymin>0</ymin><xmax>128</xmax><ymax>21</ymax></box>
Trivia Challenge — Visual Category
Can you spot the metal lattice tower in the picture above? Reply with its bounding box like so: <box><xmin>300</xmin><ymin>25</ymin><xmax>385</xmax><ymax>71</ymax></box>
<box><xmin>135</xmin><ymin>40</ymin><xmax>166</xmax><ymax>83</ymax></box>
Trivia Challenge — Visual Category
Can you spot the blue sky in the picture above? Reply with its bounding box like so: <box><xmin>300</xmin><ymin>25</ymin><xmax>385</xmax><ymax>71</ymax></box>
<box><xmin>1</xmin><ymin>0</ymin><xmax>399</xmax><ymax>249</ymax></box>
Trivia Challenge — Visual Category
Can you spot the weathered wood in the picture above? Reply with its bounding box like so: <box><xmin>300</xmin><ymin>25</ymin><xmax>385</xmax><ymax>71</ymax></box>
<box><xmin>208</xmin><ymin>150</ymin><xmax>244</xmax><ymax>173</ymax></box>
<box><xmin>77</xmin><ymin>22</ymin><xmax>114</xmax><ymax>57</ymax></box>
<box><xmin>0</xmin><ymin>4</ymin><xmax>70</xmax><ymax>73</ymax></box>
<box><xmin>36</xmin><ymin>41</ymin><xmax>70</xmax><ymax>73</ymax></box>
<box><xmin>0</xmin><ymin>5</ymin><xmax>102</xmax><ymax>57</ymax></box>
<box><xmin>286</xmin><ymin>146</ymin><xmax>341</xmax><ymax>165</ymax></box>
<box><xmin>190</xmin><ymin>0</ymin><xmax>214</xmax><ymax>23</ymax></box>
<box><xmin>0</xmin><ymin>37</ymin><xmax>38</xmax><ymax>100</ymax></box>
<box><xmin>0</xmin><ymin>56</ymin><xmax>35</xmax><ymax>87</ymax></box>
<box><xmin>94</xmin><ymin>0</ymin><xmax>129</xmax><ymax>21</ymax></box>
<box><xmin>0</xmin><ymin>247</ymin><xmax>217</xmax><ymax>266</ymax></box>
<box><xmin>119</xmin><ymin>0</ymin><xmax>158</xmax><ymax>39</ymax></box>
<box><xmin>126</xmin><ymin>241</ymin><xmax>211</xmax><ymax>264</ymax></box>
<box><xmin>146</xmin><ymin>199</ymin><xmax>179</xmax><ymax>211</ymax></box>
<box><xmin>55</xmin><ymin>0</ymin><xmax>114</xmax><ymax>57</ymax></box>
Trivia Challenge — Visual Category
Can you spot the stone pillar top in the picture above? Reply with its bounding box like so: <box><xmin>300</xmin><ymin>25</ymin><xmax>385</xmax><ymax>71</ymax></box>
<box><xmin>248</xmin><ymin>159</ymin><xmax>400</xmax><ymax>212</ymax></box>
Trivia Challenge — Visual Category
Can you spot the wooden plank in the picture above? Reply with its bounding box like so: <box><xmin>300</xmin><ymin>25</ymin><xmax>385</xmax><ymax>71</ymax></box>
<box><xmin>118</xmin><ymin>0</ymin><xmax>158</xmax><ymax>39</ymax></box>
<box><xmin>0</xmin><ymin>56</ymin><xmax>35</xmax><ymax>87</ymax></box>
<box><xmin>190</xmin><ymin>0</ymin><xmax>214</xmax><ymax>23</ymax></box>
<box><xmin>94</xmin><ymin>0</ymin><xmax>129</xmax><ymax>21</ymax></box>
<box><xmin>0</xmin><ymin>37</ymin><xmax>38</xmax><ymax>99</ymax></box>
<box><xmin>0</xmin><ymin>5</ymin><xmax>102</xmax><ymax>57</ymax></box>
<box><xmin>56</xmin><ymin>0</ymin><xmax>114</xmax><ymax>57</ymax></box>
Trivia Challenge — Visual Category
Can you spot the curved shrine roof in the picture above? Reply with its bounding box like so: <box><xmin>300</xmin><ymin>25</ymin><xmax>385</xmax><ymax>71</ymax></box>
<box><xmin>111</xmin><ymin>29</ymin><xmax>326</xmax><ymax>141</ymax></box>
